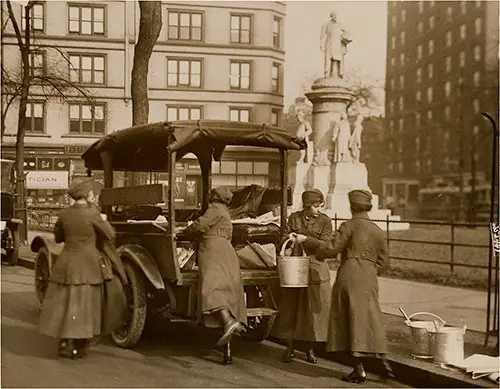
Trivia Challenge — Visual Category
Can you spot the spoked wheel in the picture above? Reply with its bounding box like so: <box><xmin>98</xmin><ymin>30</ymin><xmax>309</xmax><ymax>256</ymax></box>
<box><xmin>242</xmin><ymin>285</ymin><xmax>278</xmax><ymax>342</ymax></box>
<box><xmin>111</xmin><ymin>261</ymin><xmax>147</xmax><ymax>348</ymax></box>
<box><xmin>34</xmin><ymin>247</ymin><xmax>51</xmax><ymax>307</ymax></box>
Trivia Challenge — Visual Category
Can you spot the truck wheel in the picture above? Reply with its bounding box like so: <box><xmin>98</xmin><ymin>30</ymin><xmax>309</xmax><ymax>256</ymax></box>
<box><xmin>5</xmin><ymin>228</ymin><xmax>19</xmax><ymax>266</ymax></box>
<box><xmin>34</xmin><ymin>247</ymin><xmax>50</xmax><ymax>307</ymax></box>
<box><xmin>111</xmin><ymin>261</ymin><xmax>147</xmax><ymax>348</ymax></box>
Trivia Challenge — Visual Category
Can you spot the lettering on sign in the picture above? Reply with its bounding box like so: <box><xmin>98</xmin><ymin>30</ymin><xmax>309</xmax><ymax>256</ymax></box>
<box><xmin>26</xmin><ymin>171</ymin><xmax>69</xmax><ymax>189</ymax></box>
<box><xmin>490</xmin><ymin>223</ymin><xmax>500</xmax><ymax>254</ymax></box>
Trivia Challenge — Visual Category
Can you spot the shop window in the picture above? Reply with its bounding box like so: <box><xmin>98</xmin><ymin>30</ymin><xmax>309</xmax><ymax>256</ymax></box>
<box><xmin>69</xmin><ymin>102</ymin><xmax>105</xmax><ymax>134</ymax></box>
<box><xmin>24</xmin><ymin>101</ymin><xmax>45</xmax><ymax>134</ymax></box>
<box><xmin>168</xmin><ymin>10</ymin><xmax>202</xmax><ymax>41</ymax></box>
<box><xmin>69</xmin><ymin>54</ymin><xmax>105</xmax><ymax>85</ymax></box>
<box><xmin>230</xmin><ymin>61</ymin><xmax>251</xmax><ymax>90</ymax></box>
<box><xmin>167</xmin><ymin>58</ymin><xmax>202</xmax><ymax>88</ymax></box>
<box><xmin>69</xmin><ymin>4</ymin><xmax>105</xmax><ymax>35</ymax></box>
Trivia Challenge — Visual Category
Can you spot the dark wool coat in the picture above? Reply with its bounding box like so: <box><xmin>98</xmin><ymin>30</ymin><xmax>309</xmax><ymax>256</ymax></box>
<box><xmin>273</xmin><ymin>210</ymin><xmax>333</xmax><ymax>342</ymax></box>
<box><xmin>39</xmin><ymin>203</ymin><xmax>126</xmax><ymax>339</ymax></box>
<box><xmin>183</xmin><ymin>202</ymin><xmax>247</xmax><ymax>328</ymax></box>
<box><xmin>316</xmin><ymin>212</ymin><xmax>389</xmax><ymax>355</ymax></box>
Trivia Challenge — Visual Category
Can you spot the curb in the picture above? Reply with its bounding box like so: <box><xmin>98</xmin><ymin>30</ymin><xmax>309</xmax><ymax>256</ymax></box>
<box><xmin>14</xmin><ymin>254</ymin><xmax>496</xmax><ymax>388</ymax></box>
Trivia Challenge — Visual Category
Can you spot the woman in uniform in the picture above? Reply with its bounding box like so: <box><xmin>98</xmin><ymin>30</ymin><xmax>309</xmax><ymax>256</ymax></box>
<box><xmin>275</xmin><ymin>188</ymin><xmax>333</xmax><ymax>364</ymax></box>
<box><xmin>39</xmin><ymin>177</ymin><xmax>126</xmax><ymax>359</ymax></box>
<box><xmin>293</xmin><ymin>189</ymin><xmax>395</xmax><ymax>383</ymax></box>
<box><xmin>182</xmin><ymin>186</ymin><xmax>246</xmax><ymax>364</ymax></box>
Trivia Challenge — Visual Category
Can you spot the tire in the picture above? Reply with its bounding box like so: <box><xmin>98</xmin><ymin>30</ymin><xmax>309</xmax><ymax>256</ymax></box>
<box><xmin>241</xmin><ymin>285</ymin><xmax>277</xmax><ymax>342</ymax></box>
<box><xmin>34</xmin><ymin>247</ymin><xmax>50</xmax><ymax>307</ymax></box>
<box><xmin>110</xmin><ymin>261</ymin><xmax>147</xmax><ymax>348</ymax></box>
<box><xmin>5</xmin><ymin>228</ymin><xmax>19</xmax><ymax>266</ymax></box>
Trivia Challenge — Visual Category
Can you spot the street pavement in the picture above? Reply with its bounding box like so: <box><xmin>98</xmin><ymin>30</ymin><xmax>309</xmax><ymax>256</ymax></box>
<box><xmin>1</xmin><ymin>264</ymin><xmax>409</xmax><ymax>388</ymax></box>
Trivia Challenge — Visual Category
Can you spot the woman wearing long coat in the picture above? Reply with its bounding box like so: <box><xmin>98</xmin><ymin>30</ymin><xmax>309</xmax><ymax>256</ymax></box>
<box><xmin>39</xmin><ymin>177</ymin><xmax>126</xmax><ymax>359</ymax></box>
<box><xmin>294</xmin><ymin>189</ymin><xmax>394</xmax><ymax>383</ymax></box>
<box><xmin>182</xmin><ymin>186</ymin><xmax>246</xmax><ymax>364</ymax></box>
<box><xmin>274</xmin><ymin>189</ymin><xmax>333</xmax><ymax>364</ymax></box>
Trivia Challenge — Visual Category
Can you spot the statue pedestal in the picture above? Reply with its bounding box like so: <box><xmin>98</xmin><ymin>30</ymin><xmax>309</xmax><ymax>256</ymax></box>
<box><xmin>292</xmin><ymin>161</ymin><xmax>310</xmax><ymax>208</ymax></box>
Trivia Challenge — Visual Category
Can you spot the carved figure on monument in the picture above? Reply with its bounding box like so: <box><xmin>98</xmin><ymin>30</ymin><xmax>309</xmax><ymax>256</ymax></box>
<box><xmin>312</xmin><ymin>149</ymin><xmax>331</xmax><ymax>166</ymax></box>
<box><xmin>331</xmin><ymin>112</ymin><xmax>352</xmax><ymax>162</ymax></box>
<box><xmin>349</xmin><ymin>114</ymin><xmax>364</xmax><ymax>162</ymax></box>
<box><xmin>295</xmin><ymin>111</ymin><xmax>313</xmax><ymax>163</ymax></box>
<box><xmin>320</xmin><ymin>11</ymin><xmax>351</xmax><ymax>79</ymax></box>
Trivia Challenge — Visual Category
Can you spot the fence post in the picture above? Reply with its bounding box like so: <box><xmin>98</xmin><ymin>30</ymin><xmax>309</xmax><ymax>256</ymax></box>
<box><xmin>450</xmin><ymin>219</ymin><xmax>455</xmax><ymax>274</ymax></box>
<box><xmin>386</xmin><ymin>215</ymin><xmax>390</xmax><ymax>258</ymax></box>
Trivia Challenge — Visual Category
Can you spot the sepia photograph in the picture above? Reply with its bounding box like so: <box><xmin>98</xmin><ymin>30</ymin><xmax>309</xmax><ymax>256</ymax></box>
<box><xmin>1</xmin><ymin>0</ymin><xmax>499</xmax><ymax>387</ymax></box>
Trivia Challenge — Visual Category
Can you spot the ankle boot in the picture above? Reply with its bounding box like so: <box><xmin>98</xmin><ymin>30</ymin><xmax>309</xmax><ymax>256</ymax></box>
<box><xmin>341</xmin><ymin>363</ymin><xmax>367</xmax><ymax>384</ymax></box>
<box><xmin>74</xmin><ymin>339</ymin><xmax>90</xmax><ymax>359</ymax></box>
<box><xmin>216</xmin><ymin>308</ymin><xmax>244</xmax><ymax>346</ymax></box>
<box><xmin>59</xmin><ymin>339</ymin><xmax>78</xmax><ymax>359</ymax></box>
<box><xmin>380</xmin><ymin>357</ymin><xmax>395</xmax><ymax>379</ymax></box>
<box><xmin>222</xmin><ymin>342</ymin><xmax>233</xmax><ymax>365</ymax></box>
<box><xmin>282</xmin><ymin>339</ymin><xmax>294</xmax><ymax>363</ymax></box>
<box><xmin>306</xmin><ymin>348</ymin><xmax>317</xmax><ymax>364</ymax></box>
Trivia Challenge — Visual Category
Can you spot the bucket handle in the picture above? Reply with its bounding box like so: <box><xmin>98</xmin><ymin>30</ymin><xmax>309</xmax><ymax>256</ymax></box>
<box><xmin>407</xmin><ymin>312</ymin><xmax>446</xmax><ymax>326</ymax></box>
<box><xmin>279</xmin><ymin>237</ymin><xmax>307</xmax><ymax>257</ymax></box>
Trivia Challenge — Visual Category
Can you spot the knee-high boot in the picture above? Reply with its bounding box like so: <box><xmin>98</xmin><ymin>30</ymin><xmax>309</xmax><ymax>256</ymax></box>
<box><xmin>216</xmin><ymin>307</ymin><xmax>244</xmax><ymax>346</ymax></box>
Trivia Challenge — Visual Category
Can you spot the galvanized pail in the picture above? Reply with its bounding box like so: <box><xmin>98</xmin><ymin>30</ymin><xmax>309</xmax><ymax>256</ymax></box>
<box><xmin>405</xmin><ymin>312</ymin><xmax>446</xmax><ymax>359</ymax></box>
<box><xmin>432</xmin><ymin>324</ymin><xmax>467</xmax><ymax>365</ymax></box>
<box><xmin>277</xmin><ymin>238</ymin><xmax>310</xmax><ymax>288</ymax></box>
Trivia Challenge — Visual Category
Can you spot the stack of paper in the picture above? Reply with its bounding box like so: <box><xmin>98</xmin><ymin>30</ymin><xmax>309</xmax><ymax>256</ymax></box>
<box><xmin>452</xmin><ymin>354</ymin><xmax>500</xmax><ymax>382</ymax></box>
<box><xmin>232</xmin><ymin>212</ymin><xmax>280</xmax><ymax>225</ymax></box>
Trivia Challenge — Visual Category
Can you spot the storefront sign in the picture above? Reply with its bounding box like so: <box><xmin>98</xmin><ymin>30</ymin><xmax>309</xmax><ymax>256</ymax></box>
<box><xmin>26</xmin><ymin>171</ymin><xmax>69</xmax><ymax>189</ymax></box>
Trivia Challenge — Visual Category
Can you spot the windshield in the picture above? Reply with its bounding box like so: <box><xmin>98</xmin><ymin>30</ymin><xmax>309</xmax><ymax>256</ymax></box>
<box><xmin>1</xmin><ymin>160</ymin><xmax>14</xmax><ymax>192</ymax></box>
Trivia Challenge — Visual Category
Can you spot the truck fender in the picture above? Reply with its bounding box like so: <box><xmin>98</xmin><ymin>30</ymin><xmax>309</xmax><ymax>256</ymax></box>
<box><xmin>30</xmin><ymin>235</ymin><xmax>63</xmax><ymax>270</ymax></box>
<box><xmin>117</xmin><ymin>244</ymin><xmax>165</xmax><ymax>290</ymax></box>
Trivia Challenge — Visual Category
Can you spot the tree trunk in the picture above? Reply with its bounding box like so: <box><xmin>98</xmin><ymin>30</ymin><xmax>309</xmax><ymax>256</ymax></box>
<box><xmin>129</xmin><ymin>0</ymin><xmax>162</xmax><ymax>185</ymax></box>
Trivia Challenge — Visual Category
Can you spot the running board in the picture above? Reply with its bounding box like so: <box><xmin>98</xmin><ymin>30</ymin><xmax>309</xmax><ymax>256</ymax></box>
<box><xmin>246</xmin><ymin>307</ymin><xmax>278</xmax><ymax>317</ymax></box>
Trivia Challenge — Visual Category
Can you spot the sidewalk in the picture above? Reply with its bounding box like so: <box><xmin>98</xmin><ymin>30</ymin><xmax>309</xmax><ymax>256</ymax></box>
<box><xmin>15</xmin><ymin>236</ymin><xmax>499</xmax><ymax>388</ymax></box>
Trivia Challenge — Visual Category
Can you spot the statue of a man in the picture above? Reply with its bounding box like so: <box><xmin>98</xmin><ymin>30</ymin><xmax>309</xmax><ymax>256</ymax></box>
<box><xmin>295</xmin><ymin>111</ymin><xmax>313</xmax><ymax>163</ymax></box>
<box><xmin>320</xmin><ymin>11</ymin><xmax>351</xmax><ymax>79</ymax></box>
<box><xmin>331</xmin><ymin>112</ymin><xmax>351</xmax><ymax>162</ymax></box>
<box><xmin>349</xmin><ymin>114</ymin><xmax>364</xmax><ymax>162</ymax></box>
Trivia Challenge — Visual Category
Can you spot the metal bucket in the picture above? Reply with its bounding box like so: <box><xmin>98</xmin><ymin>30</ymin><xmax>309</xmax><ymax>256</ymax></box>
<box><xmin>405</xmin><ymin>312</ymin><xmax>446</xmax><ymax>359</ymax></box>
<box><xmin>277</xmin><ymin>238</ymin><xmax>310</xmax><ymax>288</ymax></box>
<box><xmin>432</xmin><ymin>325</ymin><xmax>467</xmax><ymax>365</ymax></box>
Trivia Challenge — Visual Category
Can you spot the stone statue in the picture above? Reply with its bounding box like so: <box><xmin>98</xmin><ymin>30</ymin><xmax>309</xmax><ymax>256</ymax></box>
<box><xmin>312</xmin><ymin>149</ymin><xmax>331</xmax><ymax>166</ymax></box>
<box><xmin>331</xmin><ymin>112</ymin><xmax>352</xmax><ymax>162</ymax></box>
<box><xmin>320</xmin><ymin>11</ymin><xmax>351</xmax><ymax>79</ymax></box>
<box><xmin>295</xmin><ymin>111</ymin><xmax>313</xmax><ymax>163</ymax></box>
<box><xmin>349</xmin><ymin>114</ymin><xmax>364</xmax><ymax>162</ymax></box>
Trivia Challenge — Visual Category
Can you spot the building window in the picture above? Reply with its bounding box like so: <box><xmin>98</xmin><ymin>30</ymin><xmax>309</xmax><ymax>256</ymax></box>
<box><xmin>391</xmin><ymin>36</ymin><xmax>396</xmax><ymax>50</ymax></box>
<box><xmin>399</xmin><ymin>117</ymin><xmax>404</xmax><ymax>131</ymax></box>
<box><xmin>418</xmin><ymin>21</ymin><xmax>423</xmax><ymax>34</ymax></box>
<box><xmin>230</xmin><ymin>14</ymin><xmax>251</xmax><ymax>44</ymax></box>
<box><xmin>398</xmin><ymin>161</ymin><xmax>403</xmax><ymax>173</ymax></box>
<box><xmin>473</xmin><ymin>71</ymin><xmax>481</xmax><ymax>87</ymax></box>
<box><xmin>271</xmin><ymin>108</ymin><xmax>280</xmax><ymax>126</ymax></box>
<box><xmin>230</xmin><ymin>61</ymin><xmax>251</xmax><ymax>90</ymax></box>
<box><xmin>391</xmin><ymin>57</ymin><xmax>396</xmax><ymax>66</ymax></box>
<box><xmin>389</xmin><ymin>120</ymin><xmax>394</xmax><ymax>132</ymax></box>
<box><xmin>418</xmin><ymin>1</ymin><xmax>424</xmax><ymax>13</ymax></box>
<box><xmin>473</xmin><ymin>98</ymin><xmax>480</xmax><ymax>113</ymax></box>
<box><xmin>69</xmin><ymin>103</ymin><xmax>105</xmax><ymax>134</ymax></box>
<box><xmin>399</xmin><ymin>53</ymin><xmax>405</xmax><ymax>66</ymax></box>
<box><xmin>167</xmin><ymin>58</ymin><xmax>202</xmax><ymax>88</ymax></box>
<box><xmin>427</xmin><ymin>109</ymin><xmax>433</xmax><ymax>121</ymax></box>
<box><xmin>446</xmin><ymin>31</ymin><xmax>452</xmax><ymax>47</ymax></box>
<box><xmin>24</xmin><ymin>102</ymin><xmax>44</xmax><ymax>133</ymax></box>
<box><xmin>166</xmin><ymin>105</ymin><xmax>202</xmax><ymax>121</ymax></box>
<box><xmin>416</xmin><ymin>112</ymin><xmax>421</xmax><ymax>127</ymax></box>
<box><xmin>416</xmin><ymin>137</ymin><xmax>420</xmax><ymax>152</ymax></box>
<box><xmin>474</xmin><ymin>18</ymin><xmax>482</xmax><ymax>35</ymax></box>
<box><xmin>168</xmin><ymin>10</ymin><xmax>202</xmax><ymax>41</ymax></box>
<box><xmin>389</xmin><ymin>100</ymin><xmax>394</xmax><ymax>114</ymax></box>
<box><xmin>69</xmin><ymin>54</ymin><xmax>105</xmax><ymax>84</ymax></box>
<box><xmin>427</xmin><ymin>63</ymin><xmax>433</xmax><ymax>79</ymax></box>
<box><xmin>401</xmin><ymin>9</ymin><xmax>406</xmax><ymax>22</ymax></box>
<box><xmin>400</xmin><ymin>31</ymin><xmax>405</xmax><ymax>45</ymax></box>
<box><xmin>428</xmin><ymin>40</ymin><xmax>434</xmax><ymax>55</ymax></box>
<box><xmin>476</xmin><ymin>0</ymin><xmax>482</xmax><ymax>7</ymax></box>
<box><xmin>390</xmin><ymin>78</ymin><xmax>395</xmax><ymax>90</ymax></box>
<box><xmin>271</xmin><ymin>63</ymin><xmax>281</xmax><ymax>93</ymax></box>
<box><xmin>429</xmin><ymin>16</ymin><xmax>435</xmax><ymax>29</ymax></box>
<box><xmin>430</xmin><ymin>1</ymin><xmax>435</xmax><ymax>7</ymax></box>
<box><xmin>444</xmin><ymin>105</ymin><xmax>451</xmax><ymax>120</ymax></box>
<box><xmin>398</xmin><ymin>96</ymin><xmax>404</xmax><ymax>111</ymax></box>
<box><xmin>416</xmin><ymin>68</ymin><xmax>422</xmax><ymax>83</ymax></box>
<box><xmin>460</xmin><ymin>24</ymin><xmax>467</xmax><ymax>40</ymax></box>
<box><xmin>417</xmin><ymin>45</ymin><xmax>422</xmax><ymax>61</ymax></box>
<box><xmin>388</xmin><ymin>162</ymin><xmax>394</xmax><ymax>173</ymax></box>
<box><xmin>460</xmin><ymin>0</ymin><xmax>466</xmax><ymax>14</ymax></box>
<box><xmin>391</xmin><ymin>15</ymin><xmax>397</xmax><ymax>28</ymax></box>
<box><xmin>399</xmin><ymin>75</ymin><xmax>404</xmax><ymax>89</ymax></box>
<box><xmin>427</xmin><ymin>87</ymin><xmax>433</xmax><ymax>103</ymax></box>
<box><xmin>29</xmin><ymin>51</ymin><xmax>45</xmax><ymax>77</ymax></box>
<box><xmin>273</xmin><ymin>17</ymin><xmax>281</xmax><ymax>48</ymax></box>
<box><xmin>446</xmin><ymin>6</ymin><xmax>453</xmax><ymax>22</ymax></box>
<box><xmin>474</xmin><ymin>45</ymin><xmax>481</xmax><ymax>62</ymax></box>
<box><xmin>444</xmin><ymin>81</ymin><xmax>451</xmax><ymax>98</ymax></box>
<box><xmin>68</xmin><ymin>4</ymin><xmax>105</xmax><ymax>35</ymax></box>
<box><xmin>415</xmin><ymin>159</ymin><xmax>421</xmax><ymax>173</ymax></box>
<box><xmin>22</xmin><ymin>2</ymin><xmax>44</xmax><ymax>32</ymax></box>
<box><xmin>229</xmin><ymin>107</ymin><xmax>251</xmax><ymax>122</ymax></box>
<box><xmin>416</xmin><ymin>90</ymin><xmax>421</xmax><ymax>103</ymax></box>
<box><xmin>459</xmin><ymin>51</ymin><xmax>466</xmax><ymax>68</ymax></box>
<box><xmin>445</xmin><ymin>56</ymin><xmax>452</xmax><ymax>73</ymax></box>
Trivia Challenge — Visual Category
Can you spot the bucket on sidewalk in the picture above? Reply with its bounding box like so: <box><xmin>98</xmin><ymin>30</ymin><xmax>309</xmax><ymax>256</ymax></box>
<box><xmin>277</xmin><ymin>238</ymin><xmax>310</xmax><ymax>288</ymax></box>
<box><xmin>432</xmin><ymin>324</ymin><xmax>467</xmax><ymax>365</ymax></box>
<box><xmin>404</xmin><ymin>311</ymin><xmax>446</xmax><ymax>359</ymax></box>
